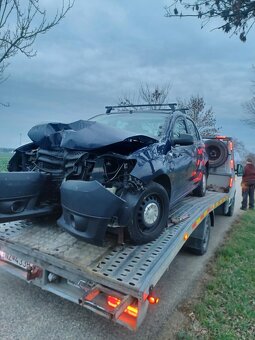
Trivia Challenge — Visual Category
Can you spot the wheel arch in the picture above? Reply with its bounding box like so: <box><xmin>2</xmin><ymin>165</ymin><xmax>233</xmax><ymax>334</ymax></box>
<box><xmin>205</xmin><ymin>161</ymin><xmax>209</xmax><ymax>177</ymax></box>
<box><xmin>153</xmin><ymin>174</ymin><xmax>171</xmax><ymax>199</ymax></box>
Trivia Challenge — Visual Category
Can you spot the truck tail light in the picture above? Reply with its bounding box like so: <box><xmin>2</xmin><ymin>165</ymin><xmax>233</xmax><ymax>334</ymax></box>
<box><xmin>107</xmin><ymin>295</ymin><xmax>120</xmax><ymax>308</ymax></box>
<box><xmin>107</xmin><ymin>296</ymin><xmax>138</xmax><ymax>318</ymax></box>
<box><xmin>126</xmin><ymin>305</ymin><xmax>138</xmax><ymax>317</ymax></box>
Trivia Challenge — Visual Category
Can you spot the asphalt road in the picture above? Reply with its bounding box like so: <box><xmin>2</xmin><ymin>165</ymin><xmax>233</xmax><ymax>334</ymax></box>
<box><xmin>0</xmin><ymin>181</ymin><xmax>243</xmax><ymax>340</ymax></box>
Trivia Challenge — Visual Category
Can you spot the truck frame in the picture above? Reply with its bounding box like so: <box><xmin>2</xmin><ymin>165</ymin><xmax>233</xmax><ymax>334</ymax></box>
<box><xmin>0</xmin><ymin>191</ymin><xmax>228</xmax><ymax>330</ymax></box>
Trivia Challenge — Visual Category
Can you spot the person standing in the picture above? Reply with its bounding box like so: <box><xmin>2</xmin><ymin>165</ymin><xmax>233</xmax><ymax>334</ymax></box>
<box><xmin>241</xmin><ymin>158</ymin><xmax>255</xmax><ymax>210</ymax></box>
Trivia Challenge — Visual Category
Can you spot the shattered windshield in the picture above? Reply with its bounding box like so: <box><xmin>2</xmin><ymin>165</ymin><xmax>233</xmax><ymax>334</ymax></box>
<box><xmin>90</xmin><ymin>113</ymin><xmax>169</xmax><ymax>139</ymax></box>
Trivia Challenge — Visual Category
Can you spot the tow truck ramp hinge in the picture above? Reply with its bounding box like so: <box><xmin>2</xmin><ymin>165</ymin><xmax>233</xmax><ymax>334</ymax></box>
<box><xmin>170</xmin><ymin>213</ymin><xmax>190</xmax><ymax>225</ymax></box>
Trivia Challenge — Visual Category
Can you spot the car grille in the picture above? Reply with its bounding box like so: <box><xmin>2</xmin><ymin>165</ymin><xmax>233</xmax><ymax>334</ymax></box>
<box><xmin>36</xmin><ymin>149</ymin><xmax>65</xmax><ymax>174</ymax></box>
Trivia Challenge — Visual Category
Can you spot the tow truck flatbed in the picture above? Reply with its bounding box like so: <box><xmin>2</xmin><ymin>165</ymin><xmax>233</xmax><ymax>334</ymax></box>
<box><xmin>0</xmin><ymin>191</ymin><xmax>228</xmax><ymax>330</ymax></box>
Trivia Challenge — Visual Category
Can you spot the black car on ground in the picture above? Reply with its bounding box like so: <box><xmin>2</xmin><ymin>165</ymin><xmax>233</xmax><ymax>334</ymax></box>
<box><xmin>0</xmin><ymin>104</ymin><xmax>208</xmax><ymax>245</ymax></box>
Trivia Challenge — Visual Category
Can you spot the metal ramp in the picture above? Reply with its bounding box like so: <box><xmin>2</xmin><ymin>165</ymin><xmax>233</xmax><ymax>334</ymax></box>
<box><xmin>0</xmin><ymin>192</ymin><xmax>228</xmax><ymax>299</ymax></box>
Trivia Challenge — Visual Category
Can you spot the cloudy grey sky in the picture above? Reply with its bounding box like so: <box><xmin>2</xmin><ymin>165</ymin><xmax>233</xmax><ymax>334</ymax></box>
<box><xmin>0</xmin><ymin>0</ymin><xmax>255</xmax><ymax>150</ymax></box>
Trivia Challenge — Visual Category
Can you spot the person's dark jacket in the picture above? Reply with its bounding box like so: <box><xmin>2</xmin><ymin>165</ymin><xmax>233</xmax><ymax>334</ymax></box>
<box><xmin>242</xmin><ymin>163</ymin><xmax>255</xmax><ymax>185</ymax></box>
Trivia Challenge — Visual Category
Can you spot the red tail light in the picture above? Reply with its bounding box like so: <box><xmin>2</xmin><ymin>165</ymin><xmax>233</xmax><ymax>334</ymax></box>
<box><xmin>229</xmin><ymin>177</ymin><xmax>233</xmax><ymax>188</ymax></box>
<box><xmin>197</xmin><ymin>148</ymin><xmax>204</xmax><ymax>155</ymax></box>
<box><xmin>230</xmin><ymin>159</ymin><xmax>234</xmax><ymax>170</ymax></box>
<box><xmin>107</xmin><ymin>296</ymin><xmax>138</xmax><ymax>318</ymax></box>
<box><xmin>125</xmin><ymin>305</ymin><xmax>138</xmax><ymax>318</ymax></box>
<box><xmin>107</xmin><ymin>295</ymin><xmax>120</xmax><ymax>308</ymax></box>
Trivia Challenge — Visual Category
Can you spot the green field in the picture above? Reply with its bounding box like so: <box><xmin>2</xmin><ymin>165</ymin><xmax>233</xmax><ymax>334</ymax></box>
<box><xmin>178</xmin><ymin>210</ymin><xmax>255</xmax><ymax>340</ymax></box>
<box><xmin>0</xmin><ymin>153</ymin><xmax>11</xmax><ymax>171</ymax></box>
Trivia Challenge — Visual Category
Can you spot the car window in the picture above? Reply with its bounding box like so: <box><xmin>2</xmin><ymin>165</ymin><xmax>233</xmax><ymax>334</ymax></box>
<box><xmin>186</xmin><ymin>119</ymin><xmax>200</xmax><ymax>141</ymax></box>
<box><xmin>91</xmin><ymin>113</ymin><xmax>169</xmax><ymax>139</ymax></box>
<box><xmin>172</xmin><ymin>118</ymin><xmax>187</xmax><ymax>138</ymax></box>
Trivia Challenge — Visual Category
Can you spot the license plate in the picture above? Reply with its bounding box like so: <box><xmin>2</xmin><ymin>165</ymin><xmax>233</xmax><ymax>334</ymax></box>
<box><xmin>0</xmin><ymin>251</ymin><xmax>31</xmax><ymax>270</ymax></box>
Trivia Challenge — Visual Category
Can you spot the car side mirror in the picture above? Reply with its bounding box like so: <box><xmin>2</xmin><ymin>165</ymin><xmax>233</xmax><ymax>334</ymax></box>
<box><xmin>172</xmin><ymin>134</ymin><xmax>194</xmax><ymax>146</ymax></box>
<box><xmin>235</xmin><ymin>163</ymin><xmax>244</xmax><ymax>177</ymax></box>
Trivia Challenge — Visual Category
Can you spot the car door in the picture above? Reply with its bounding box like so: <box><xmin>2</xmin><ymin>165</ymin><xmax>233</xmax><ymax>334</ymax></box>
<box><xmin>168</xmin><ymin>117</ymin><xmax>194</xmax><ymax>203</ymax></box>
<box><xmin>186</xmin><ymin>118</ymin><xmax>204</xmax><ymax>189</ymax></box>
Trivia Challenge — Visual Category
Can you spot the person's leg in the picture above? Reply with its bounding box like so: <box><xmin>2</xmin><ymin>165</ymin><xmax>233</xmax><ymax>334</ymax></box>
<box><xmin>249</xmin><ymin>185</ymin><xmax>254</xmax><ymax>209</ymax></box>
<box><xmin>241</xmin><ymin>187</ymin><xmax>248</xmax><ymax>210</ymax></box>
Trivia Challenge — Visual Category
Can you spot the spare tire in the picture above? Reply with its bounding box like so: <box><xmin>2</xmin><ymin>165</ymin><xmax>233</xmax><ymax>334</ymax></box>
<box><xmin>205</xmin><ymin>140</ymin><xmax>228</xmax><ymax>168</ymax></box>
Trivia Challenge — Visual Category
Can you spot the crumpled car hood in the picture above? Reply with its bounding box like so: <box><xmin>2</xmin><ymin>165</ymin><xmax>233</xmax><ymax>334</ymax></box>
<box><xmin>28</xmin><ymin>120</ymin><xmax>89</xmax><ymax>149</ymax></box>
<box><xmin>27</xmin><ymin>120</ymin><xmax>158</xmax><ymax>152</ymax></box>
<box><xmin>61</xmin><ymin>121</ymin><xmax>158</xmax><ymax>151</ymax></box>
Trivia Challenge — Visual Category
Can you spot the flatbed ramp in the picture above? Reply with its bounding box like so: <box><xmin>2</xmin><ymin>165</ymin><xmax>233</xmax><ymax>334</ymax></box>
<box><xmin>0</xmin><ymin>192</ymin><xmax>228</xmax><ymax>329</ymax></box>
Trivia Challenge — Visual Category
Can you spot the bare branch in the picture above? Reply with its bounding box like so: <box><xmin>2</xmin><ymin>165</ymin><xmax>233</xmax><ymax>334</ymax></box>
<box><xmin>165</xmin><ymin>1</ymin><xmax>255</xmax><ymax>41</ymax></box>
<box><xmin>0</xmin><ymin>0</ymin><xmax>74</xmax><ymax>75</ymax></box>
<box><xmin>177</xmin><ymin>95</ymin><xmax>220</xmax><ymax>137</ymax></box>
<box><xmin>118</xmin><ymin>83</ymin><xmax>172</xmax><ymax>110</ymax></box>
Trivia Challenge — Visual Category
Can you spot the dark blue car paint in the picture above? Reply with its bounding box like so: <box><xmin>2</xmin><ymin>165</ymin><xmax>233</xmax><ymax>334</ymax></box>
<box><xmin>3</xmin><ymin>110</ymin><xmax>207</xmax><ymax>245</ymax></box>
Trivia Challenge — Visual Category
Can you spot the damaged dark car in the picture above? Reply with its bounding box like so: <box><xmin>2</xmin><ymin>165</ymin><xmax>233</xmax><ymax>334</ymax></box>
<box><xmin>0</xmin><ymin>104</ymin><xmax>208</xmax><ymax>245</ymax></box>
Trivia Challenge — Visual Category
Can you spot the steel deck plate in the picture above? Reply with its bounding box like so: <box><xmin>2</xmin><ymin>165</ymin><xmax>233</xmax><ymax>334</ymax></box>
<box><xmin>0</xmin><ymin>192</ymin><xmax>227</xmax><ymax>297</ymax></box>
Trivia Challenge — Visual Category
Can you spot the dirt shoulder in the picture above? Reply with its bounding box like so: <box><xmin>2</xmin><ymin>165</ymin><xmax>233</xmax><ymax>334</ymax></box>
<box><xmin>160</xmin><ymin>212</ymin><xmax>255</xmax><ymax>340</ymax></box>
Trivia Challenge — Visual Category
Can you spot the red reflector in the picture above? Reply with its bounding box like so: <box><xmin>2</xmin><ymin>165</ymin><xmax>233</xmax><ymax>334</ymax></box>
<box><xmin>229</xmin><ymin>177</ymin><xmax>233</xmax><ymax>188</ymax></box>
<box><xmin>228</xmin><ymin>141</ymin><xmax>233</xmax><ymax>152</ymax></box>
<box><xmin>148</xmin><ymin>296</ymin><xmax>160</xmax><ymax>304</ymax></box>
<box><xmin>197</xmin><ymin>148</ymin><xmax>204</xmax><ymax>155</ymax></box>
<box><xmin>216</xmin><ymin>135</ymin><xmax>226</xmax><ymax>139</ymax></box>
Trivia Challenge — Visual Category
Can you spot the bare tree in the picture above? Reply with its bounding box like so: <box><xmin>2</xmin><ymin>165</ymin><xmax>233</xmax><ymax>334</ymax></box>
<box><xmin>0</xmin><ymin>0</ymin><xmax>74</xmax><ymax>80</ymax></box>
<box><xmin>118</xmin><ymin>83</ymin><xmax>172</xmax><ymax>109</ymax></box>
<box><xmin>165</xmin><ymin>1</ymin><xmax>255</xmax><ymax>41</ymax></box>
<box><xmin>139</xmin><ymin>83</ymin><xmax>171</xmax><ymax>108</ymax></box>
<box><xmin>244</xmin><ymin>99</ymin><xmax>255</xmax><ymax>127</ymax></box>
<box><xmin>178</xmin><ymin>95</ymin><xmax>220</xmax><ymax>137</ymax></box>
<box><xmin>232</xmin><ymin>137</ymin><xmax>249</xmax><ymax>162</ymax></box>
<box><xmin>244</xmin><ymin>76</ymin><xmax>255</xmax><ymax>128</ymax></box>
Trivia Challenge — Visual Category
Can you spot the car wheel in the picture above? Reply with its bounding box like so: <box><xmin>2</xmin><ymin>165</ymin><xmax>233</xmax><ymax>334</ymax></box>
<box><xmin>193</xmin><ymin>172</ymin><xmax>207</xmax><ymax>197</ymax></box>
<box><xmin>127</xmin><ymin>183</ymin><xmax>169</xmax><ymax>244</ymax></box>
<box><xmin>191</xmin><ymin>216</ymin><xmax>211</xmax><ymax>256</ymax></box>
<box><xmin>225</xmin><ymin>195</ymin><xmax>235</xmax><ymax>217</ymax></box>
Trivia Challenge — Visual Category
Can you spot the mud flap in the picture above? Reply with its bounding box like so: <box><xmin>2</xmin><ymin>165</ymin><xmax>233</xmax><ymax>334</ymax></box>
<box><xmin>58</xmin><ymin>180</ymin><xmax>126</xmax><ymax>246</ymax></box>
<box><xmin>0</xmin><ymin>172</ymin><xmax>53</xmax><ymax>222</ymax></box>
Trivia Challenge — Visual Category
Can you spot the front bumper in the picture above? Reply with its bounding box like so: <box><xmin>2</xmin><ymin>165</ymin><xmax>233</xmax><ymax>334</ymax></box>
<box><xmin>0</xmin><ymin>172</ymin><xmax>54</xmax><ymax>222</ymax></box>
<box><xmin>57</xmin><ymin>180</ymin><xmax>126</xmax><ymax>246</ymax></box>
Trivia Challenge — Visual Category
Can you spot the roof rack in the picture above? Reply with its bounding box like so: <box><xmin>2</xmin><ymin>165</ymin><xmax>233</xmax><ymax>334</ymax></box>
<box><xmin>105</xmin><ymin>103</ymin><xmax>178</xmax><ymax>114</ymax></box>
<box><xmin>178</xmin><ymin>108</ymin><xmax>189</xmax><ymax>114</ymax></box>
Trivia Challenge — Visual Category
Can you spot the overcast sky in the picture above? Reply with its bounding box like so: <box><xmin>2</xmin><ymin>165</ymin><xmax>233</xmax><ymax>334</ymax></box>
<box><xmin>0</xmin><ymin>0</ymin><xmax>255</xmax><ymax>150</ymax></box>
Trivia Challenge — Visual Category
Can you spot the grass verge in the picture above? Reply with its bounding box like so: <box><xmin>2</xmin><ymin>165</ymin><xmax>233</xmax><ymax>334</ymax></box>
<box><xmin>178</xmin><ymin>210</ymin><xmax>255</xmax><ymax>340</ymax></box>
<box><xmin>0</xmin><ymin>153</ymin><xmax>11</xmax><ymax>171</ymax></box>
